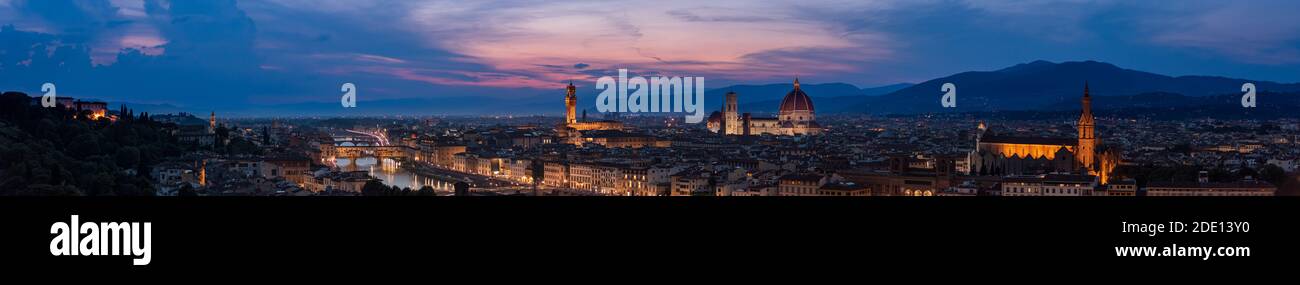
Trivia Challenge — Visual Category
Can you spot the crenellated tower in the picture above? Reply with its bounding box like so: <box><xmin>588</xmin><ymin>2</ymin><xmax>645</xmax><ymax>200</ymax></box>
<box><xmin>565</xmin><ymin>81</ymin><xmax>578</xmax><ymax>125</ymax></box>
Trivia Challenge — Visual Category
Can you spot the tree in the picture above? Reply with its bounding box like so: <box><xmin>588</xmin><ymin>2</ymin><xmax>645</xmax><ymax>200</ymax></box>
<box><xmin>1259</xmin><ymin>164</ymin><xmax>1287</xmax><ymax>186</ymax></box>
<box><xmin>178</xmin><ymin>183</ymin><xmax>198</xmax><ymax>197</ymax></box>
<box><xmin>225</xmin><ymin>137</ymin><xmax>263</xmax><ymax>156</ymax></box>
<box><xmin>361</xmin><ymin>179</ymin><xmax>390</xmax><ymax>196</ymax></box>
<box><xmin>0</xmin><ymin>92</ymin><xmax>179</xmax><ymax>196</ymax></box>
<box><xmin>116</xmin><ymin>147</ymin><xmax>141</xmax><ymax>169</ymax></box>
<box><xmin>262</xmin><ymin>126</ymin><xmax>272</xmax><ymax>145</ymax></box>
<box><xmin>530</xmin><ymin>160</ymin><xmax>545</xmax><ymax>196</ymax></box>
<box><xmin>418</xmin><ymin>185</ymin><xmax>437</xmax><ymax>196</ymax></box>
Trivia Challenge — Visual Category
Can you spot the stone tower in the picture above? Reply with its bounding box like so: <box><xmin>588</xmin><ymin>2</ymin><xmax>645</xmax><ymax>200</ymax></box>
<box><xmin>1076</xmin><ymin>83</ymin><xmax>1096</xmax><ymax>171</ymax></box>
<box><xmin>565</xmin><ymin>81</ymin><xmax>577</xmax><ymax>125</ymax></box>
<box><xmin>724</xmin><ymin>91</ymin><xmax>739</xmax><ymax>135</ymax></box>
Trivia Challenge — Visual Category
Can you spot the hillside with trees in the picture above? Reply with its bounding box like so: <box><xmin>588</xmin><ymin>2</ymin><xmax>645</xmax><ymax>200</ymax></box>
<box><xmin>0</xmin><ymin>91</ymin><xmax>187</xmax><ymax>196</ymax></box>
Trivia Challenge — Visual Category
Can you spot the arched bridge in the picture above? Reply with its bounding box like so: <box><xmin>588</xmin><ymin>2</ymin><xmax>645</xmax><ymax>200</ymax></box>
<box><xmin>334</xmin><ymin>145</ymin><xmax>416</xmax><ymax>160</ymax></box>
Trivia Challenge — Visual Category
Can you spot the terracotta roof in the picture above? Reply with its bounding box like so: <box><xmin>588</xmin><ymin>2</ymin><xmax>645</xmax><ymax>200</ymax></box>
<box><xmin>779</xmin><ymin>87</ymin><xmax>814</xmax><ymax>113</ymax></box>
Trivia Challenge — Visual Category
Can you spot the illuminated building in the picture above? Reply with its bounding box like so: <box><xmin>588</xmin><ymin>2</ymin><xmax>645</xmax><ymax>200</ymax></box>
<box><xmin>1104</xmin><ymin>179</ymin><xmax>1138</xmax><ymax>196</ymax></box>
<box><xmin>815</xmin><ymin>182</ymin><xmax>870</xmax><ymax>196</ymax></box>
<box><xmin>1000</xmin><ymin>174</ymin><xmax>1098</xmax><ymax>196</ymax></box>
<box><xmin>262</xmin><ymin>155</ymin><xmax>312</xmax><ymax>186</ymax></box>
<box><xmin>543</xmin><ymin>161</ymin><xmax>569</xmax><ymax>188</ymax></box>
<box><xmin>708</xmin><ymin>90</ymin><xmax>743</xmax><ymax>134</ymax></box>
<box><xmin>29</xmin><ymin>96</ymin><xmax>109</xmax><ymax>120</ymax></box>
<box><xmin>555</xmin><ymin>81</ymin><xmax>625</xmax><ymax>145</ymax></box>
<box><xmin>1145</xmin><ymin>175</ymin><xmax>1275</xmax><ymax>196</ymax></box>
<box><xmin>559</xmin><ymin>81</ymin><xmax>623</xmax><ymax>132</ymax></box>
<box><xmin>579</xmin><ymin>130</ymin><xmax>667</xmax><ymax>148</ymax></box>
<box><xmin>75</xmin><ymin>101</ymin><xmax>109</xmax><ymax>120</ymax></box>
<box><xmin>777</xmin><ymin>174</ymin><xmax>825</xmax><ymax>196</ymax></box>
<box><xmin>670</xmin><ymin>168</ymin><xmax>714</xmax><ymax>196</ymax></box>
<box><xmin>707</xmin><ymin>78</ymin><xmax>822</xmax><ymax>136</ymax></box>
<box><xmin>838</xmin><ymin>156</ymin><xmax>956</xmax><ymax>196</ymax></box>
<box><xmin>968</xmin><ymin>83</ymin><xmax>1120</xmax><ymax>184</ymax></box>
<box><xmin>1144</xmin><ymin>182</ymin><xmax>1275</xmax><ymax>196</ymax></box>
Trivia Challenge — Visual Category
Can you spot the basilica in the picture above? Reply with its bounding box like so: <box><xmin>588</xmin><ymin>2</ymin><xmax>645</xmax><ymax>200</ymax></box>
<box><xmin>707</xmin><ymin>78</ymin><xmax>822</xmax><ymax>136</ymax></box>
<box><xmin>968</xmin><ymin>84</ymin><xmax>1120</xmax><ymax>184</ymax></box>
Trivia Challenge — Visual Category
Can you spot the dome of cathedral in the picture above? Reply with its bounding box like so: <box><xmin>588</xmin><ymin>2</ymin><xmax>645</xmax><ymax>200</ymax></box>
<box><xmin>779</xmin><ymin>78</ymin><xmax>814</xmax><ymax>113</ymax></box>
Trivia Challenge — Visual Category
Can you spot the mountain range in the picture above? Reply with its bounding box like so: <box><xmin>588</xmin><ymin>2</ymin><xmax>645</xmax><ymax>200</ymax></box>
<box><xmin>78</xmin><ymin>60</ymin><xmax>1300</xmax><ymax>118</ymax></box>
<box><xmin>851</xmin><ymin>60</ymin><xmax>1300</xmax><ymax>114</ymax></box>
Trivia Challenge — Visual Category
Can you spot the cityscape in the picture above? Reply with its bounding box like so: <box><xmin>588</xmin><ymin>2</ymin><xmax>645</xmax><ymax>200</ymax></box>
<box><xmin>4</xmin><ymin>72</ymin><xmax>1295</xmax><ymax>197</ymax></box>
<box><xmin>8</xmin><ymin>1</ymin><xmax>1300</xmax><ymax>275</ymax></box>
<box><xmin>1</xmin><ymin>0</ymin><xmax>1298</xmax><ymax>197</ymax></box>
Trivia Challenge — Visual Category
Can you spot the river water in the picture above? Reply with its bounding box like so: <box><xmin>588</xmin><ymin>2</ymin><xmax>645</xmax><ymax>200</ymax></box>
<box><xmin>335</xmin><ymin>157</ymin><xmax>456</xmax><ymax>191</ymax></box>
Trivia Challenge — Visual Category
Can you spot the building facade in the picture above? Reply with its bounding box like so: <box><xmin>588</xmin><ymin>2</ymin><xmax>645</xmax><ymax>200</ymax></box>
<box><xmin>969</xmin><ymin>84</ymin><xmax>1120</xmax><ymax>184</ymax></box>
<box><xmin>708</xmin><ymin>78</ymin><xmax>821</xmax><ymax>136</ymax></box>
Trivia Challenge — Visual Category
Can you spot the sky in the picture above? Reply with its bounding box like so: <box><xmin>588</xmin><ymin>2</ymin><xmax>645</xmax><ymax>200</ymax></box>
<box><xmin>1</xmin><ymin>0</ymin><xmax>1298</xmax><ymax>113</ymax></box>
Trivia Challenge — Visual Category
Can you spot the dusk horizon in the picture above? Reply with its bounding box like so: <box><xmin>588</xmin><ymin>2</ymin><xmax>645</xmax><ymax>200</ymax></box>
<box><xmin>3</xmin><ymin>0</ymin><xmax>1300</xmax><ymax>116</ymax></box>
<box><xmin>5</xmin><ymin>58</ymin><xmax>1298</xmax><ymax>117</ymax></box>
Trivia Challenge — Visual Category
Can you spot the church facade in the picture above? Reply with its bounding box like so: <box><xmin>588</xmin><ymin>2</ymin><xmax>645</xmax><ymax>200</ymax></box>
<box><xmin>968</xmin><ymin>84</ymin><xmax>1120</xmax><ymax>184</ymax></box>
<box><xmin>707</xmin><ymin>78</ymin><xmax>821</xmax><ymax>136</ymax></box>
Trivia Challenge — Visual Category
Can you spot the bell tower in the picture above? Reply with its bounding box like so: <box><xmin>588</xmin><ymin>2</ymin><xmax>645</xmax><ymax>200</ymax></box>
<box><xmin>724</xmin><ymin>91</ymin><xmax>739</xmax><ymax>134</ymax></box>
<box><xmin>565</xmin><ymin>81</ymin><xmax>577</xmax><ymax>125</ymax></box>
<box><xmin>1077</xmin><ymin>83</ymin><xmax>1096</xmax><ymax>171</ymax></box>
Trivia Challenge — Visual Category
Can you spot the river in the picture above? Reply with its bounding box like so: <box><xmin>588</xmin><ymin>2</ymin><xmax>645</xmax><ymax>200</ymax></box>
<box><xmin>335</xmin><ymin>157</ymin><xmax>457</xmax><ymax>191</ymax></box>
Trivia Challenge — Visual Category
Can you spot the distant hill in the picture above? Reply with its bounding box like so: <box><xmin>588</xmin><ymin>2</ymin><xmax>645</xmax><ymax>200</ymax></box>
<box><xmin>1049</xmin><ymin>91</ymin><xmax>1300</xmax><ymax>119</ymax></box>
<box><xmin>92</xmin><ymin>60</ymin><xmax>1300</xmax><ymax>118</ymax></box>
<box><xmin>570</xmin><ymin>82</ymin><xmax>891</xmax><ymax>116</ymax></box>
<box><xmin>701</xmin><ymin>82</ymin><xmax>868</xmax><ymax>113</ymax></box>
<box><xmin>851</xmin><ymin>60</ymin><xmax>1300</xmax><ymax>114</ymax></box>
<box><xmin>861</xmin><ymin>83</ymin><xmax>914</xmax><ymax>96</ymax></box>
<box><xmin>709</xmin><ymin>83</ymin><xmax>909</xmax><ymax>114</ymax></box>
<box><xmin>970</xmin><ymin>91</ymin><xmax>1300</xmax><ymax>121</ymax></box>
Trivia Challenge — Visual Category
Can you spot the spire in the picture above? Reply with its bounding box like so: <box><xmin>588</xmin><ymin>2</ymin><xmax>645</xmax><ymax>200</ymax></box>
<box><xmin>1084</xmin><ymin>81</ymin><xmax>1090</xmax><ymax>98</ymax></box>
<box><xmin>793</xmin><ymin>77</ymin><xmax>801</xmax><ymax>89</ymax></box>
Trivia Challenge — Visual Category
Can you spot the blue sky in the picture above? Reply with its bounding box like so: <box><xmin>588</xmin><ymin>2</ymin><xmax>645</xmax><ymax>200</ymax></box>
<box><xmin>1</xmin><ymin>0</ymin><xmax>1297</xmax><ymax>113</ymax></box>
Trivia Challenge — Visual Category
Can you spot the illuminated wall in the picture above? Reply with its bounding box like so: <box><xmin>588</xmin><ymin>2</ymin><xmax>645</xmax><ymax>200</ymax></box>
<box><xmin>978</xmin><ymin>143</ymin><xmax>1073</xmax><ymax>160</ymax></box>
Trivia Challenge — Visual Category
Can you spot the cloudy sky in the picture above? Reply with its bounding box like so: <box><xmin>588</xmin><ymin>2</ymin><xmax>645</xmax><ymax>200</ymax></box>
<box><xmin>1</xmin><ymin>0</ymin><xmax>1298</xmax><ymax>112</ymax></box>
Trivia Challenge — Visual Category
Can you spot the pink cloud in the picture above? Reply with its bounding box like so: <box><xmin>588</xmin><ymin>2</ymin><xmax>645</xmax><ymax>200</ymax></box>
<box><xmin>400</xmin><ymin>1</ymin><xmax>900</xmax><ymax>87</ymax></box>
<box><xmin>361</xmin><ymin>66</ymin><xmax>561</xmax><ymax>89</ymax></box>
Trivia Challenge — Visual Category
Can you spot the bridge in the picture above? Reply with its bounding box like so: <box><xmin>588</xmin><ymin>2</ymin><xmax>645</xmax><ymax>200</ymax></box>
<box><xmin>333</xmin><ymin>145</ymin><xmax>416</xmax><ymax>160</ymax></box>
<box><xmin>331</xmin><ymin>129</ymin><xmax>391</xmax><ymax>146</ymax></box>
